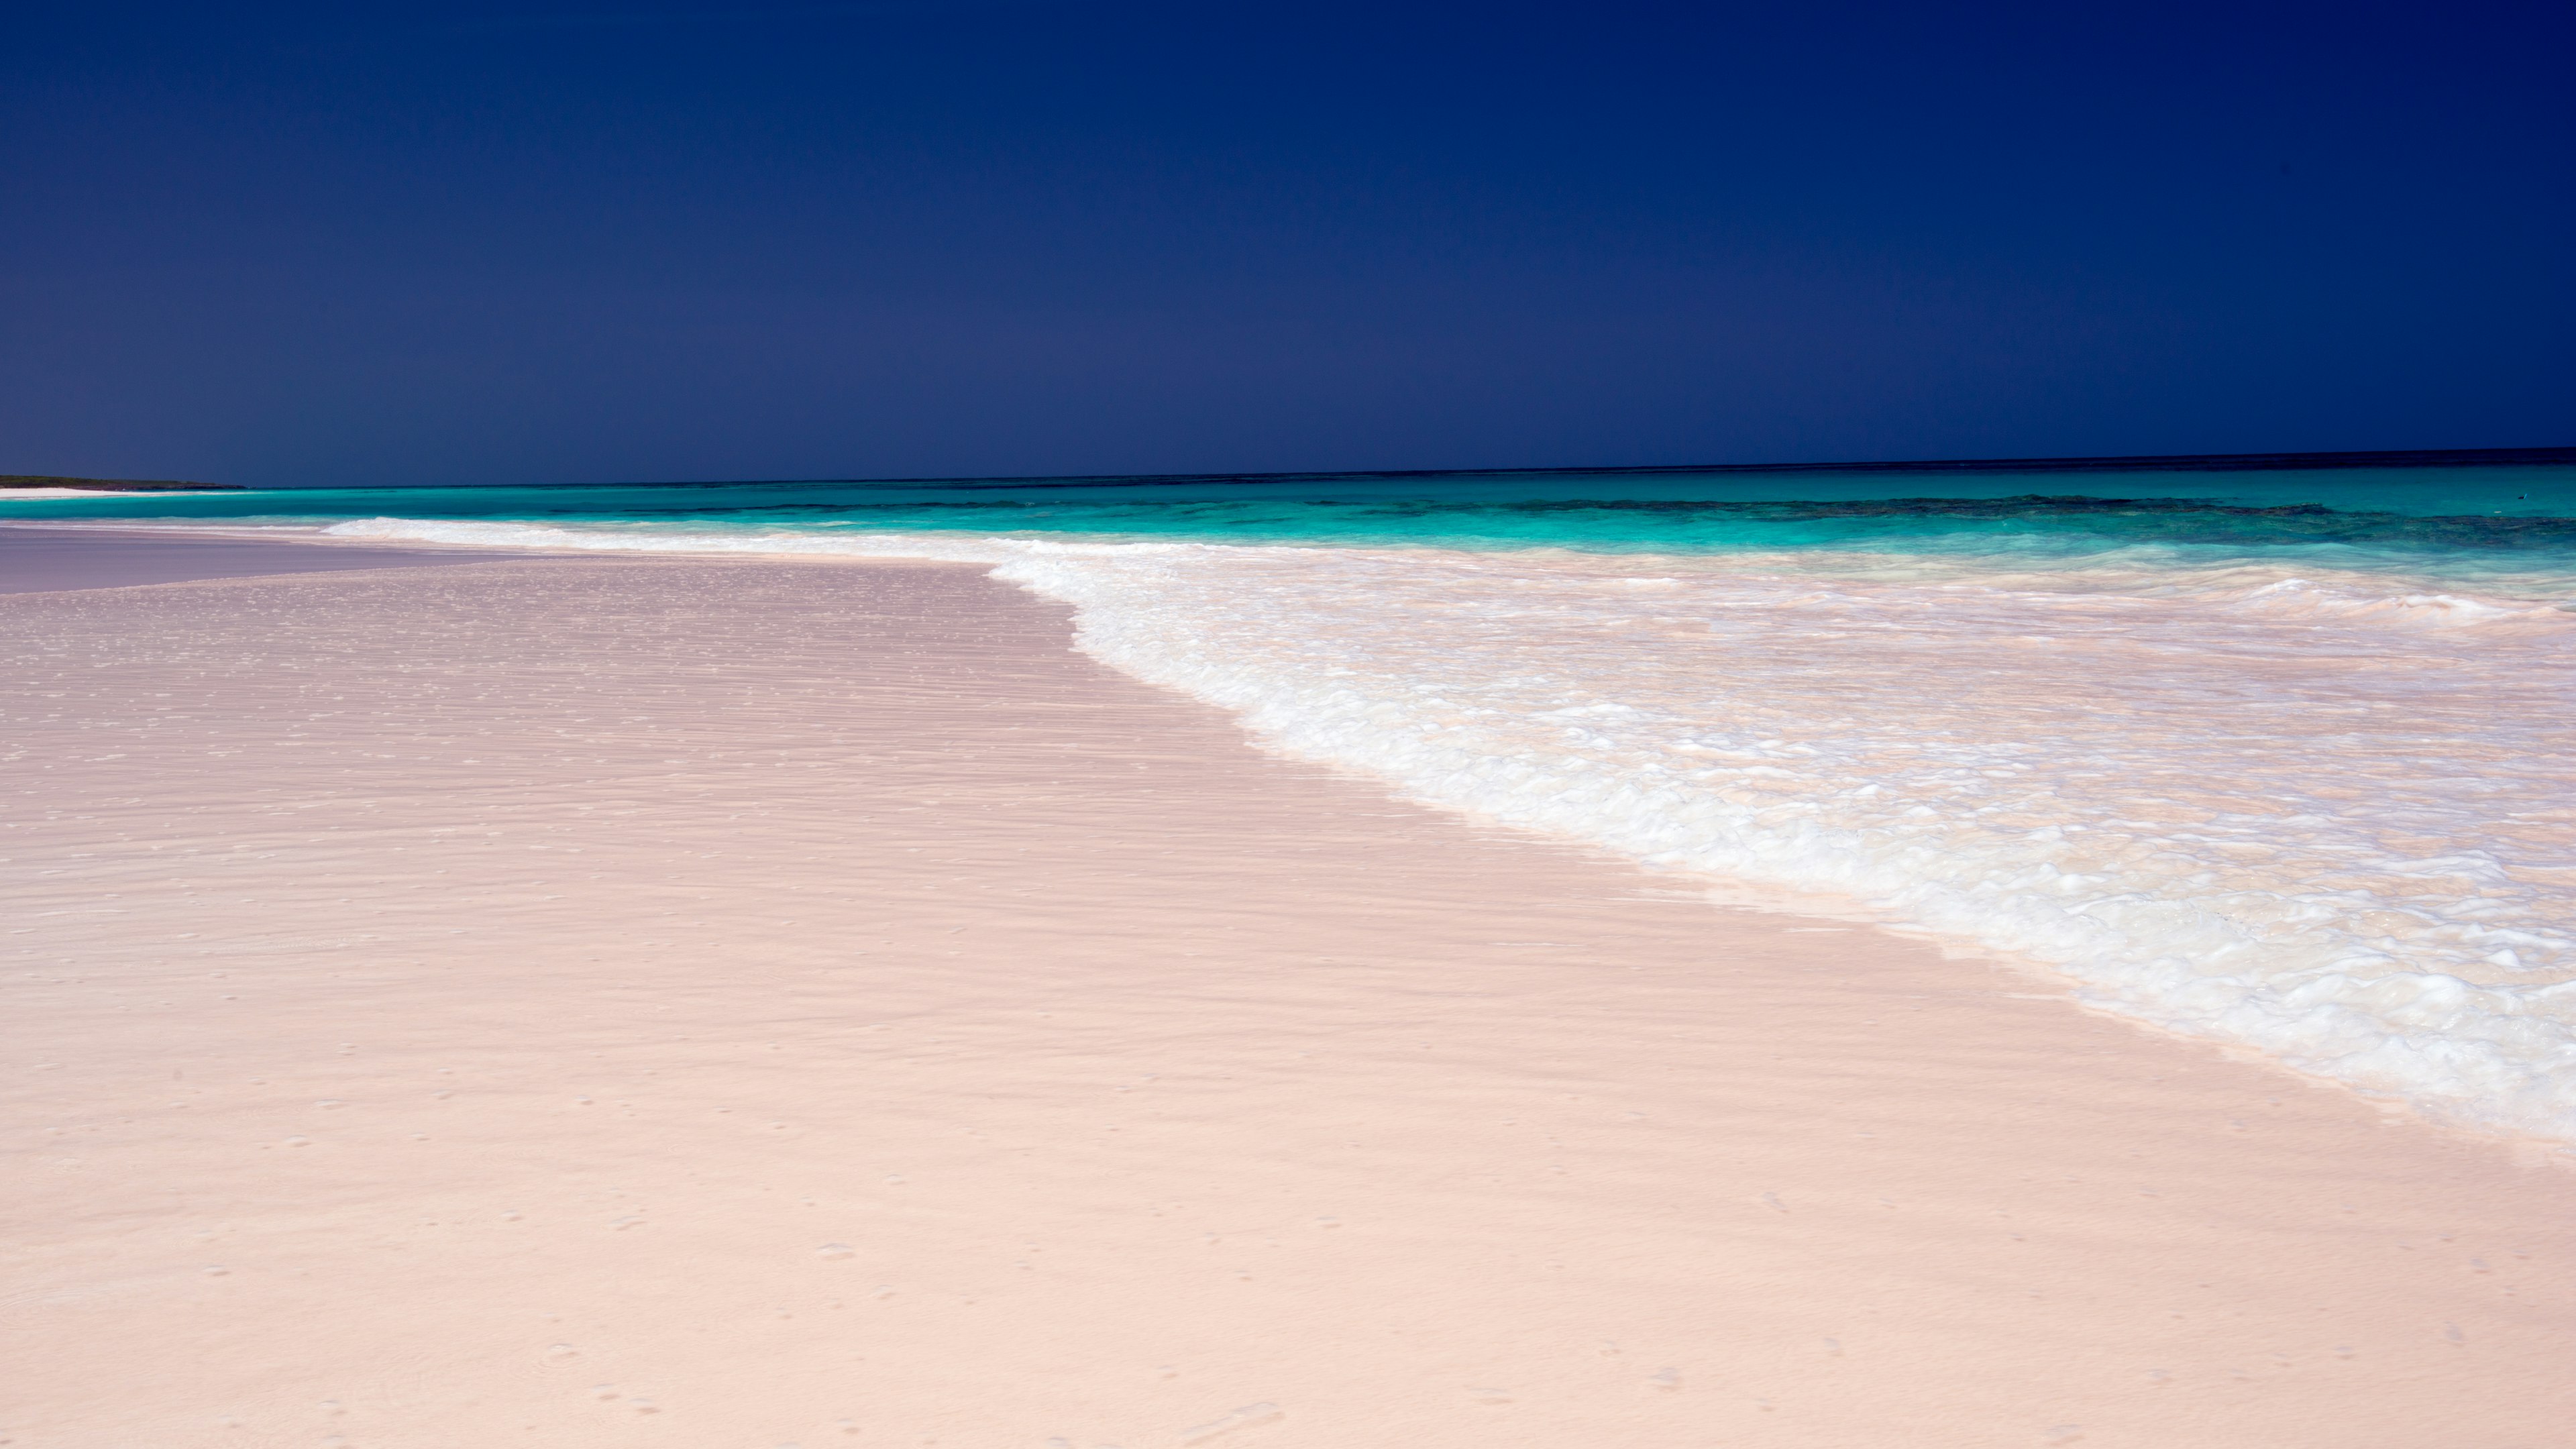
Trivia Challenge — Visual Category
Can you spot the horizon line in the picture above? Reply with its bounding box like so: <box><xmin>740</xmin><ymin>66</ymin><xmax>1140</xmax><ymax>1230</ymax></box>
<box><xmin>404</xmin><ymin>442</ymin><xmax>2576</xmax><ymax>490</ymax></box>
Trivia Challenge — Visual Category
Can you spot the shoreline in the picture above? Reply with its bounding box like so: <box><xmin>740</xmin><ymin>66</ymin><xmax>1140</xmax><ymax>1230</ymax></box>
<box><xmin>3</xmin><ymin>551</ymin><xmax>2569</xmax><ymax>1444</ymax></box>
<box><xmin>0</xmin><ymin>487</ymin><xmax>238</xmax><ymax>499</ymax></box>
<box><xmin>10</xmin><ymin>521</ymin><xmax>2574</xmax><ymax>1163</ymax></box>
<box><xmin>0</xmin><ymin>524</ymin><xmax>554</xmax><ymax>594</ymax></box>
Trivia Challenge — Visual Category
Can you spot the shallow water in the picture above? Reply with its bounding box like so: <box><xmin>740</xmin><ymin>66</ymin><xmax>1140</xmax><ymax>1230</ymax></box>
<box><xmin>12</xmin><ymin>460</ymin><xmax>2575</xmax><ymax>1138</ymax></box>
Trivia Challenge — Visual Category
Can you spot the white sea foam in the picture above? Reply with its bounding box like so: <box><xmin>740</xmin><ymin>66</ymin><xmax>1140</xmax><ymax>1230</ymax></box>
<box><xmin>315</xmin><ymin>516</ymin><xmax>2576</xmax><ymax>1140</ymax></box>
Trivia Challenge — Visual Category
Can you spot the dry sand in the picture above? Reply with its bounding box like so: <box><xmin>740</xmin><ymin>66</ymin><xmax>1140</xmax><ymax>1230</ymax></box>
<box><xmin>3</xmin><ymin>555</ymin><xmax>2570</xmax><ymax>1448</ymax></box>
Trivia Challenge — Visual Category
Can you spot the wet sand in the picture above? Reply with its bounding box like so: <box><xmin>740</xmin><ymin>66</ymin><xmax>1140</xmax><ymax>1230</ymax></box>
<box><xmin>0</xmin><ymin>525</ymin><xmax>500</xmax><ymax>595</ymax></box>
<box><xmin>3</xmin><ymin>558</ymin><xmax>2569</xmax><ymax>1447</ymax></box>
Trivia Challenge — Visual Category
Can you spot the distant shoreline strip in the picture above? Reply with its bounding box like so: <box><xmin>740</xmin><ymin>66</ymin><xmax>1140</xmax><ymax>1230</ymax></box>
<box><xmin>0</xmin><ymin>476</ymin><xmax>239</xmax><ymax>492</ymax></box>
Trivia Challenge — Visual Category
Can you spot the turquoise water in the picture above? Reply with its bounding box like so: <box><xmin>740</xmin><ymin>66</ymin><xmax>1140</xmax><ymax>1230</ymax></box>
<box><xmin>10</xmin><ymin>458</ymin><xmax>2576</xmax><ymax>1141</ymax></box>
<box><xmin>9</xmin><ymin>462</ymin><xmax>2576</xmax><ymax>589</ymax></box>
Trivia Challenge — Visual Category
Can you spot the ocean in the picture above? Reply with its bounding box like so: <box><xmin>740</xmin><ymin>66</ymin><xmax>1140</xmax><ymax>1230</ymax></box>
<box><xmin>11</xmin><ymin>451</ymin><xmax>2575</xmax><ymax>1141</ymax></box>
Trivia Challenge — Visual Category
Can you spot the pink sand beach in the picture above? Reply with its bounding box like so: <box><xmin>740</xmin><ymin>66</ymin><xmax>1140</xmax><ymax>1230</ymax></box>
<box><xmin>5</xmin><ymin>542</ymin><xmax>2571</xmax><ymax>1447</ymax></box>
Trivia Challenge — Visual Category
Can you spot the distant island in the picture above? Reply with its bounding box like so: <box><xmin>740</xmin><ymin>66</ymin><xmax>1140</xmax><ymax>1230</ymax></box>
<box><xmin>1</xmin><ymin>475</ymin><xmax>242</xmax><ymax>491</ymax></box>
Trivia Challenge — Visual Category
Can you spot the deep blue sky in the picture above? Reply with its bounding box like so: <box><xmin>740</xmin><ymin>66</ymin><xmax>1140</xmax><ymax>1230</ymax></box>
<box><xmin>5</xmin><ymin>1</ymin><xmax>2570</xmax><ymax>486</ymax></box>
